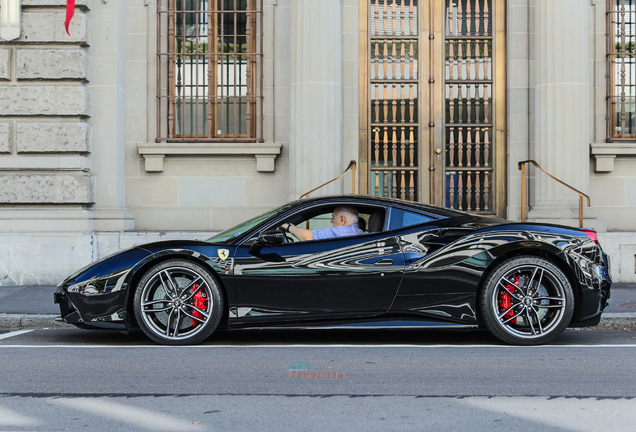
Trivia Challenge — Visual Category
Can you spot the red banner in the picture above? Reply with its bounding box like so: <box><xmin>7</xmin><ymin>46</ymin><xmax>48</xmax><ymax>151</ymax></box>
<box><xmin>65</xmin><ymin>0</ymin><xmax>76</xmax><ymax>36</ymax></box>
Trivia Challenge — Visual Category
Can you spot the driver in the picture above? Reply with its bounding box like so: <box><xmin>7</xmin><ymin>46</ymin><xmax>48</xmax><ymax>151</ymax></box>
<box><xmin>281</xmin><ymin>206</ymin><xmax>364</xmax><ymax>241</ymax></box>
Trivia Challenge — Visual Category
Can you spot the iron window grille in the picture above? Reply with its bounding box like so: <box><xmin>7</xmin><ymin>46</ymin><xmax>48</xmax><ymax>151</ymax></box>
<box><xmin>608</xmin><ymin>0</ymin><xmax>636</xmax><ymax>141</ymax></box>
<box><xmin>157</xmin><ymin>0</ymin><xmax>263</xmax><ymax>142</ymax></box>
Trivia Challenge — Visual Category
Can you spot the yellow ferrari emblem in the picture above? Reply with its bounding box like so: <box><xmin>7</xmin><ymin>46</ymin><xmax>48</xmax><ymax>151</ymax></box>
<box><xmin>218</xmin><ymin>249</ymin><xmax>229</xmax><ymax>260</ymax></box>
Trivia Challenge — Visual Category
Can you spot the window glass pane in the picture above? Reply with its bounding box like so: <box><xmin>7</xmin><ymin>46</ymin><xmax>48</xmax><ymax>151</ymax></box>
<box><xmin>388</xmin><ymin>208</ymin><xmax>435</xmax><ymax>230</ymax></box>
<box><xmin>217</xmin><ymin>0</ymin><xmax>249</xmax><ymax>136</ymax></box>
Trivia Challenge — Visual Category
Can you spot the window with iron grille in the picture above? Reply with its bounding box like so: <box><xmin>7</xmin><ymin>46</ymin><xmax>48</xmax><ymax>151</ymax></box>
<box><xmin>157</xmin><ymin>0</ymin><xmax>263</xmax><ymax>142</ymax></box>
<box><xmin>608</xmin><ymin>0</ymin><xmax>636</xmax><ymax>141</ymax></box>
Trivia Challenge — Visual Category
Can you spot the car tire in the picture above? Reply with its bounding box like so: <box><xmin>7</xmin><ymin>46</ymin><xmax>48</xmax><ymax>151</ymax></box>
<box><xmin>133</xmin><ymin>259</ymin><xmax>223</xmax><ymax>345</ymax></box>
<box><xmin>480</xmin><ymin>256</ymin><xmax>574</xmax><ymax>345</ymax></box>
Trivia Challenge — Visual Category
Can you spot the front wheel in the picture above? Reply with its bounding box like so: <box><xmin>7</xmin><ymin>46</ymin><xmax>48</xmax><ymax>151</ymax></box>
<box><xmin>133</xmin><ymin>259</ymin><xmax>223</xmax><ymax>345</ymax></box>
<box><xmin>480</xmin><ymin>256</ymin><xmax>574</xmax><ymax>345</ymax></box>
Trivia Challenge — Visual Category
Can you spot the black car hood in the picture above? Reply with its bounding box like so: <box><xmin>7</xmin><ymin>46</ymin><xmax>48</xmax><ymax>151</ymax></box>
<box><xmin>136</xmin><ymin>239</ymin><xmax>219</xmax><ymax>251</ymax></box>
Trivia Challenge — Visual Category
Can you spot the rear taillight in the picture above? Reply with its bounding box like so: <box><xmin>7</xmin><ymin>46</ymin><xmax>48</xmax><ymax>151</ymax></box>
<box><xmin>582</xmin><ymin>228</ymin><xmax>599</xmax><ymax>245</ymax></box>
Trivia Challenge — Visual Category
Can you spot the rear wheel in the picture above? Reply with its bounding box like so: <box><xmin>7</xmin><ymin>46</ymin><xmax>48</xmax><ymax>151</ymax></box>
<box><xmin>480</xmin><ymin>256</ymin><xmax>574</xmax><ymax>345</ymax></box>
<box><xmin>133</xmin><ymin>259</ymin><xmax>223</xmax><ymax>345</ymax></box>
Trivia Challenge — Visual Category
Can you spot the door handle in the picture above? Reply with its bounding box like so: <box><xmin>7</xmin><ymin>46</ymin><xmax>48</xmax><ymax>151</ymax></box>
<box><xmin>374</xmin><ymin>258</ymin><xmax>394</xmax><ymax>266</ymax></box>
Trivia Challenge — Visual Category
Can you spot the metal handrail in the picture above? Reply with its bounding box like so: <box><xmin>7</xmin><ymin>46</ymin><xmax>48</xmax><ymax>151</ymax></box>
<box><xmin>518</xmin><ymin>160</ymin><xmax>591</xmax><ymax>228</ymax></box>
<box><xmin>300</xmin><ymin>161</ymin><xmax>357</xmax><ymax>199</ymax></box>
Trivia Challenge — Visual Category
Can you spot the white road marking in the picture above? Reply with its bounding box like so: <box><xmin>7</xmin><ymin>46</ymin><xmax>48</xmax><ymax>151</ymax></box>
<box><xmin>50</xmin><ymin>398</ymin><xmax>202</xmax><ymax>432</ymax></box>
<box><xmin>0</xmin><ymin>330</ymin><xmax>33</xmax><ymax>340</ymax></box>
<box><xmin>1</xmin><ymin>343</ymin><xmax>636</xmax><ymax>348</ymax></box>
<box><xmin>458</xmin><ymin>397</ymin><xmax>636</xmax><ymax>432</ymax></box>
<box><xmin>0</xmin><ymin>406</ymin><xmax>39</xmax><ymax>427</ymax></box>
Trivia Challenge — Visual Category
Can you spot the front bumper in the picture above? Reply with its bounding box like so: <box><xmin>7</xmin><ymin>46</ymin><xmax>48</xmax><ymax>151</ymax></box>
<box><xmin>54</xmin><ymin>287</ymin><xmax>127</xmax><ymax>330</ymax></box>
<box><xmin>54</xmin><ymin>288</ymin><xmax>83</xmax><ymax>326</ymax></box>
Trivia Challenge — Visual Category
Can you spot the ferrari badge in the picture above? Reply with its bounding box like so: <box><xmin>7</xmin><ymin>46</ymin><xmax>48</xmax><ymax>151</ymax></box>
<box><xmin>218</xmin><ymin>249</ymin><xmax>229</xmax><ymax>260</ymax></box>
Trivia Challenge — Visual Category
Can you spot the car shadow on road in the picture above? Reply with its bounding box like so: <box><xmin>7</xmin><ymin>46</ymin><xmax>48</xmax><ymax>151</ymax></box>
<box><xmin>4</xmin><ymin>326</ymin><xmax>632</xmax><ymax>346</ymax></box>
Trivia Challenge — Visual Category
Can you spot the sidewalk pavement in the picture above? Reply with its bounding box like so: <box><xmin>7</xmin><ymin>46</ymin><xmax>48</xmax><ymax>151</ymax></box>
<box><xmin>1</xmin><ymin>284</ymin><xmax>636</xmax><ymax>332</ymax></box>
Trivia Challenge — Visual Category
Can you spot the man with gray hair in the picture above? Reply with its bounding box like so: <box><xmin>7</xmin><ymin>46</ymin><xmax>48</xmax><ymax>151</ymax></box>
<box><xmin>281</xmin><ymin>206</ymin><xmax>364</xmax><ymax>241</ymax></box>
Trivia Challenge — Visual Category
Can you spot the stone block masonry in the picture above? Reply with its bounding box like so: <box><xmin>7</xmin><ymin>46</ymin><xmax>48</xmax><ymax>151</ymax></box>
<box><xmin>0</xmin><ymin>173</ymin><xmax>94</xmax><ymax>204</ymax></box>
<box><xmin>0</xmin><ymin>49</ymin><xmax>10</xmax><ymax>81</ymax></box>
<box><xmin>0</xmin><ymin>86</ymin><xmax>89</xmax><ymax>116</ymax></box>
<box><xmin>20</xmin><ymin>12</ymin><xmax>88</xmax><ymax>44</ymax></box>
<box><xmin>17</xmin><ymin>123</ymin><xmax>90</xmax><ymax>153</ymax></box>
<box><xmin>0</xmin><ymin>123</ymin><xmax>10</xmax><ymax>153</ymax></box>
<box><xmin>17</xmin><ymin>50</ymin><xmax>87</xmax><ymax>81</ymax></box>
<box><xmin>0</xmin><ymin>6</ymin><xmax>92</xmax><ymax>209</ymax></box>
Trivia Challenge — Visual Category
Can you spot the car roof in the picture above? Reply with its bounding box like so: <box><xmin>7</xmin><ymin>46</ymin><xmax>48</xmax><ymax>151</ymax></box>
<box><xmin>292</xmin><ymin>194</ymin><xmax>466</xmax><ymax>218</ymax></box>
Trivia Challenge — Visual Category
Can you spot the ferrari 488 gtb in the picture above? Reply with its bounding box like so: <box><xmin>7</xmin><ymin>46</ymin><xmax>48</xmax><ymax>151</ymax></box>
<box><xmin>55</xmin><ymin>195</ymin><xmax>611</xmax><ymax>345</ymax></box>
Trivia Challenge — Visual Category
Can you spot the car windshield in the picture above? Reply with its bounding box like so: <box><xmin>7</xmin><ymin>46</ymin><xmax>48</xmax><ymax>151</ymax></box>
<box><xmin>206</xmin><ymin>203</ymin><xmax>295</xmax><ymax>244</ymax></box>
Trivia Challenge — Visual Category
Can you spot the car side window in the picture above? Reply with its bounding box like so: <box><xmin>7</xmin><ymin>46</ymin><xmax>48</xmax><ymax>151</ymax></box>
<box><xmin>388</xmin><ymin>208</ymin><xmax>435</xmax><ymax>230</ymax></box>
<box><xmin>241</xmin><ymin>204</ymin><xmax>391</xmax><ymax>247</ymax></box>
<box><xmin>295</xmin><ymin>209</ymin><xmax>375</xmax><ymax>239</ymax></box>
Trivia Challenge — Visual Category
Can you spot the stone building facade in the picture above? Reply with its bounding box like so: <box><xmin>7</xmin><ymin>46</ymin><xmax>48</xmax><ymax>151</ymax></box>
<box><xmin>0</xmin><ymin>0</ymin><xmax>635</xmax><ymax>285</ymax></box>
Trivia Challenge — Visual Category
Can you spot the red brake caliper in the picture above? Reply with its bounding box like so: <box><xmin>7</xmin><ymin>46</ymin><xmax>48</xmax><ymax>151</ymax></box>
<box><xmin>192</xmin><ymin>283</ymin><xmax>208</xmax><ymax>327</ymax></box>
<box><xmin>498</xmin><ymin>275</ymin><xmax>519</xmax><ymax>324</ymax></box>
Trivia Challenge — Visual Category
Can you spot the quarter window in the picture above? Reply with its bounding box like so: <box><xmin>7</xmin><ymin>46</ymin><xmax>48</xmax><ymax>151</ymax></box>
<box><xmin>388</xmin><ymin>208</ymin><xmax>435</xmax><ymax>230</ymax></box>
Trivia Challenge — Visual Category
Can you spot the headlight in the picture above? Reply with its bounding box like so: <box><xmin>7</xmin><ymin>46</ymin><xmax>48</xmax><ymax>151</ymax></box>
<box><xmin>68</xmin><ymin>270</ymin><xmax>128</xmax><ymax>296</ymax></box>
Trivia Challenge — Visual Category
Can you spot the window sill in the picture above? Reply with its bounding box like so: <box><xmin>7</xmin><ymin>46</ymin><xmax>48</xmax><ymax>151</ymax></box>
<box><xmin>137</xmin><ymin>143</ymin><xmax>282</xmax><ymax>172</ymax></box>
<box><xmin>590</xmin><ymin>143</ymin><xmax>636</xmax><ymax>172</ymax></box>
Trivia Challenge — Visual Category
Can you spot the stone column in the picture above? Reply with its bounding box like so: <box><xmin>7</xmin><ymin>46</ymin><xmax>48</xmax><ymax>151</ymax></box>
<box><xmin>289</xmin><ymin>0</ymin><xmax>343</xmax><ymax>200</ymax></box>
<box><xmin>527</xmin><ymin>0</ymin><xmax>599</xmax><ymax>228</ymax></box>
<box><xmin>88</xmin><ymin>0</ymin><xmax>135</xmax><ymax>230</ymax></box>
<box><xmin>506</xmin><ymin>0</ymin><xmax>530</xmax><ymax>222</ymax></box>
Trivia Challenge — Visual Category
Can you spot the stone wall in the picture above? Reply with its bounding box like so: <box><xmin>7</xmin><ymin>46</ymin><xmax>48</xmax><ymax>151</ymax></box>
<box><xmin>0</xmin><ymin>231</ymin><xmax>212</xmax><ymax>286</ymax></box>
<box><xmin>598</xmin><ymin>232</ymin><xmax>636</xmax><ymax>283</ymax></box>
<box><xmin>0</xmin><ymin>1</ymin><xmax>93</xmax><ymax>226</ymax></box>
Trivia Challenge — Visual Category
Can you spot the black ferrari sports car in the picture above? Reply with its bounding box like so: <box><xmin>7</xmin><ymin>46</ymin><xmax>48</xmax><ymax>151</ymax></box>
<box><xmin>55</xmin><ymin>195</ymin><xmax>611</xmax><ymax>345</ymax></box>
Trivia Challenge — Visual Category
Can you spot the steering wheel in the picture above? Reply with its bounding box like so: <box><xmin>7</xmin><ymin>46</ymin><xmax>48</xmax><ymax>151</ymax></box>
<box><xmin>278</xmin><ymin>226</ymin><xmax>294</xmax><ymax>243</ymax></box>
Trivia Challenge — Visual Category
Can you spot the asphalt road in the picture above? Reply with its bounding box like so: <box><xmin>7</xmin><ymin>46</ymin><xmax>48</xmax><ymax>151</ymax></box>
<box><xmin>0</xmin><ymin>328</ymin><xmax>635</xmax><ymax>431</ymax></box>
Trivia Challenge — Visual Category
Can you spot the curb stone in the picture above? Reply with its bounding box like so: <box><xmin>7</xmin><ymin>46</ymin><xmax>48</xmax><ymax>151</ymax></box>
<box><xmin>0</xmin><ymin>314</ymin><xmax>73</xmax><ymax>331</ymax></box>
<box><xmin>592</xmin><ymin>313</ymin><xmax>636</xmax><ymax>331</ymax></box>
<box><xmin>1</xmin><ymin>313</ymin><xmax>636</xmax><ymax>332</ymax></box>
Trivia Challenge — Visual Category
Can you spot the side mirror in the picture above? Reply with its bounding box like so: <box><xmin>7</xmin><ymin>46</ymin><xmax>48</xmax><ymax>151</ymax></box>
<box><xmin>248</xmin><ymin>233</ymin><xmax>286</xmax><ymax>262</ymax></box>
<box><xmin>259</xmin><ymin>233</ymin><xmax>283</xmax><ymax>245</ymax></box>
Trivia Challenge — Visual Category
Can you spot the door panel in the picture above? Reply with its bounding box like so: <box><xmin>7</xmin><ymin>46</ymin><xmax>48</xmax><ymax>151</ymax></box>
<box><xmin>232</xmin><ymin>233</ymin><xmax>404</xmax><ymax>323</ymax></box>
